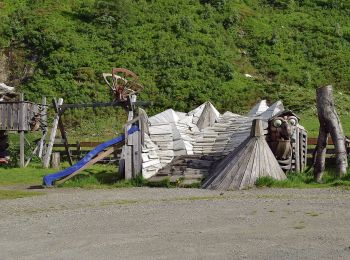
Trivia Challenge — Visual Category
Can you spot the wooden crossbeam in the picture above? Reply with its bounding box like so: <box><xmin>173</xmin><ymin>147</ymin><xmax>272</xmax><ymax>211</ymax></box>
<box><xmin>58</xmin><ymin>100</ymin><xmax>151</xmax><ymax>112</ymax></box>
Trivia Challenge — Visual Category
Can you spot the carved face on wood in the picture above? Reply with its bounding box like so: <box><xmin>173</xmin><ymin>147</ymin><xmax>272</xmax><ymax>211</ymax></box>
<box><xmin>270</xmin><ymin>115</ymin><xmax>298</xmax><ymax>141</ymax></box>
<box><xmin>267</xmin><ymin>111</ymin><xmax>299</xmax><ymax>160</ymax></box>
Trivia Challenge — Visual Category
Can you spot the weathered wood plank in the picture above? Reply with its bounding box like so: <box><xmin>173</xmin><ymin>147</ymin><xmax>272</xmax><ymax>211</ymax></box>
<box><xmin>43</xmin><ymin>98</ymin><xmax>63</xmax><ymax>168</ymax></box>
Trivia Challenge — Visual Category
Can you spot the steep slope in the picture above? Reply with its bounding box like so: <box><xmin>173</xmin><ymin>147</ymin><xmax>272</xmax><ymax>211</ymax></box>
<box><xmin>0</xmin><ymin>0</ymin><xmax>349</xmax><ymax>117</ymax></box>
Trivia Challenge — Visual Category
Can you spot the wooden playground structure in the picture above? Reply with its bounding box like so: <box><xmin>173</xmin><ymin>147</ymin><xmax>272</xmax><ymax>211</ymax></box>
<box><xmin>0</xmin><ymin>70</ymin><xmax>348</xmax><ymax>189</ymax></box>
<box><xmin>0</xmin><ymin>68</ymin><xmax>148</xmax><ymax>181</ymax></box>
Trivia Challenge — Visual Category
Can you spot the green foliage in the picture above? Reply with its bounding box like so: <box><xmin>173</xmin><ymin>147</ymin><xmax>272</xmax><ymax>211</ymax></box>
<box><xmin>0</xmin><ymin>0</ymin><xmax>350</xmax><ymax>119</ymax></box>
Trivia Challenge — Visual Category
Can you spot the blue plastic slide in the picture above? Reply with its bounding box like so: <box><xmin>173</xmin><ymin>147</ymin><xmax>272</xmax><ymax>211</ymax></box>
<box><xmin>43</xmin><ymin>125</ymin><xmax>139</xmax><ymax>186</ymax></box>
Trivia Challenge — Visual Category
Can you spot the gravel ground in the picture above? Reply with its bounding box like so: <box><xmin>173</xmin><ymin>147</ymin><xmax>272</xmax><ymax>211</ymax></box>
<box><xmin>1</xmin><ymin>187</ymin><xmax>350</xmax><ymax>260</ymax></box>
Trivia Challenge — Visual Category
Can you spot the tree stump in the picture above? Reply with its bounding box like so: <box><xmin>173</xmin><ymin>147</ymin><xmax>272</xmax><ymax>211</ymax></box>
<box><xmin>314</xmin><ymin>85</ymin><xmax>348</xmax><ymax>181</ymax></box>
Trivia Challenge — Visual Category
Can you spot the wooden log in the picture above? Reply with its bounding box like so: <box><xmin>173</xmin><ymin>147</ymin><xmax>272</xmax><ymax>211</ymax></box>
<box><xmin>314</xmin><ymin>85</ymin><xmax>348</xmax><ymax>181</ymax></box>
<box><xmin>43</xmin><ymin>98</ymin><xmax>63</xmax><ymax>168</ymax></box>
<box><xmin>51</xmin><ymin>152</ymin><xmax>60</xmax><ymax>169</ymax></box>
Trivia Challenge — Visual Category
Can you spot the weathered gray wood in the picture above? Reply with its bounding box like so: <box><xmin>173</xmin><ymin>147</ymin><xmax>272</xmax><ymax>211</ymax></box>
<box><xmin>203</xmin><ymin>119</ymin><xmax>286</xmax><ymax>190</ymax></box>
<box><xmin>132</xmin><ymin>131</ymin><xmax>142</xmax><ymax>178</ymax></box>
<box><xmin>19</xmin><ymin>93</ymin><xmax>25</xmax><ymax>168</ymax></box>
<box><xmin>43</xmin><ymin>98</ymin><xmax>63</xmax><ymax>168</ymax></box>
<box><xmin>303</xmin><ymin>131</ymin><xmax>308</xmax><ymax>170</ymax></box>
<box><xmin>51</xmin><ymin>152</ymin><xmax>60</xmax><ymax>169</ymax></box>
<box><xmin>314</xmin><ymin>85</ymin><xmax>348</xmax><ymax>181</ymax></box>
<box><xmin>294</xmin><ymin>127</ymin><xmax>300</xmax><ymax>172</ymax></box>
<box><xmin>38</xmin><ymin>97</ymin><xmax>47</xmax><ymax>159</ymax></box>
<box><xmin>53</xmin><ymin>99</ymin><xmax>73</xmax><ymax>166</ymax></box>
<box><xmin>124</xmin><ymin>144</ymin><xmax>133</xmax><ymax>180</ymax></box>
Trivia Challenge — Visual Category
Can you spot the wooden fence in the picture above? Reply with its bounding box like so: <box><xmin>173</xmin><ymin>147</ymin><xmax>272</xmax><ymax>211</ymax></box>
<box><xmin>53</xmin><ymin>136</ymin><xmax>350</xmax><ymax>166</ymax></box>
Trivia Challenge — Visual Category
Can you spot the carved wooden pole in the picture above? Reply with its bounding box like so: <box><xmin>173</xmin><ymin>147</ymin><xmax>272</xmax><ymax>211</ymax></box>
<box><xmin>314</xmin><ymin>85</ymin><xmax>348</xmax><ymax>181</ymax></box>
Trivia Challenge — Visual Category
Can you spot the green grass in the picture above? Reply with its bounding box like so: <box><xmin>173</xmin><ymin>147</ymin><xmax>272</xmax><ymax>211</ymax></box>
<box><xmin>0</xmin><ymin>165</ymin><xmax>57</xmax><ymax>186</ymax></box>
<box><xmin>299</xmin><ymin>110</ymin><xmax>350</xmax><ymax>137</ymax></box>
<box><xmin>0</xmin><ymin>163</ymin><xmax>119</xmax><ymax>187</ymax></box>
<box><xmin>256</xmin><ymin>169</ymin><xmax>350</xmax><ymax>189</ymax></box>
<box><xmin>0</xmin><ymin>190</ymin><xmax>43</xmax><ymax>200</ymax></box>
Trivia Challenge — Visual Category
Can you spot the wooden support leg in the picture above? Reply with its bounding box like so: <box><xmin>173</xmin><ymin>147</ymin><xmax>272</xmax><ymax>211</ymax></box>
<box><xmin>43</xmin><ymin>98</ymin><xmax>63</xmax><ymax>168</ymax></box>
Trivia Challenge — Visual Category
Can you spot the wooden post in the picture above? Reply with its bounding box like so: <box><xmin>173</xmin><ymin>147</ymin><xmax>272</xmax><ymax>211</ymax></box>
<box><xmin>132</xmin><ymin>131</ymin><xmax>142</xmax><ymax>178</ymax></box>
<box><xmin>43</xmin><ymin>98</ymin><xmax>63</xmax><ymax>168</ymax></box>
<box><xmin>19</xmin><ymin>93</ymin><xmax>25</xmax><ymax>168</ymax></box>
<box><xmin>38</xmin><ymin>96</ymin><xmax>47</xmax><ymax>159</ymax></box>
<box><xmin>76</xmin><ymin>141</ymin><xmax>81</xmax><ymax>160</ymax></box>
<box><xmin>119</xmin><ymin>95</ymin><xmax>137</xmax><ymax>179</ymax></box>
<box><xmin>294</xmin><ymin>127</ymin><xmax>300</xmax><ymax>172</ymax></box>
<box><xmin>51</xmin><ymin>152</ymin><xmax>60</xmax><ymax>169</ymax></box>
<box><xmin>314</xmin><ymin>85</ymin><xmax>348</xmax><ymax>181</ymax></box>
<box><xmin>53</xmin><ymin>99</ymin><xmax>73</xmax><ymax>165</ymax></box>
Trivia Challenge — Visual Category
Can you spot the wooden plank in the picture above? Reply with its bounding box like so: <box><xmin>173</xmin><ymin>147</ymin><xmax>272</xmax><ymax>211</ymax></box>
<box><xmin>53</xmin><ymin>99</ymin><xmax>73</xmax><ymax>166</ymax></box>
<box><xmin>308</xmin><ymin>137</ymin><xmax>335</xmax><ymax>145</ymax></box>
<box><xmin>79</xmin><ymin>141</ymin><xmax>103</xmax><ymax>147</ymax></box>
<box><xmin>294</xmin><ymin>128</ymin><xmax>300</xmax><ymax>172</ymax></box>
<box><xmin>239</xmin><ymin>140</ymin><xmax>258</xmax><ymax>189</ymax></box>
<box><xmin>246</xmin><ymin>138</ymin><xmax>260</xmax><ymax>186</ymax></box>
<box><xmin>43</xmin><ymin>98</ymin><xmax>63</xmax><ymax>168</ymax></box>
<box><xmin>132</xmin><ymin>131</ymin><xmax>142</xmax><ymax>178</ymax></box>
<box><xmin>303</xmin><ymin>132</ymin><xmax>308</xmax><ymax>169</ymax></box>
<box><xmin>124</xmin><ymin>134</ymin><xmax>133</xmax><ymax>180</ymax></box>
<box><xmin>299</xmin><ymin>130</ymin><xmax>304</xmax><ymax>171</ymax></box>
<box><xmin>12</xmin><ymin>103</ymin><xmax>18</xmax><ymax>130</ymax></box>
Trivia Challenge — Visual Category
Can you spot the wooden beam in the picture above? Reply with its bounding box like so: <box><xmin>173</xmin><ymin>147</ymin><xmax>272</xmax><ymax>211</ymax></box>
<box><xmin>53</xmin><ymin>99</ymin><xmax>73</xmax><ymax>166</ymax></box>
<box><xmin>58</xmin><ymin>100</ymin><xmax>151</xmax><ymax>111</ymax></box>
<box><xmin>43</xmin><ymin>98</ymin><xmax>63</xmax><ymax>168</ymax></box>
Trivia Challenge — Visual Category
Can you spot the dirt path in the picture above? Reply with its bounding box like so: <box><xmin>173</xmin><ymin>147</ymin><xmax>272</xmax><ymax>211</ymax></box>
<box><xmin>1</xmin><ymin>187</ymin><xmax>350</xmax><ymax>260</ymax></box>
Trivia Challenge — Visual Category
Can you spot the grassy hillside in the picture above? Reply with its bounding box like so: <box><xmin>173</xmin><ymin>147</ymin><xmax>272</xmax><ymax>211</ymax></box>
<box><xmin>0</xmin><ymin>0</ymin><xmax>350</xmax><ymax>128</ymax></box>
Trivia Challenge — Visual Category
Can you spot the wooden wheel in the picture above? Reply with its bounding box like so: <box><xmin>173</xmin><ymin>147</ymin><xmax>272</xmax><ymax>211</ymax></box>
<box><xmin>103</xmin><ymin>68</ymin><xmax>143</xmax><ymax>101</ymax></box>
